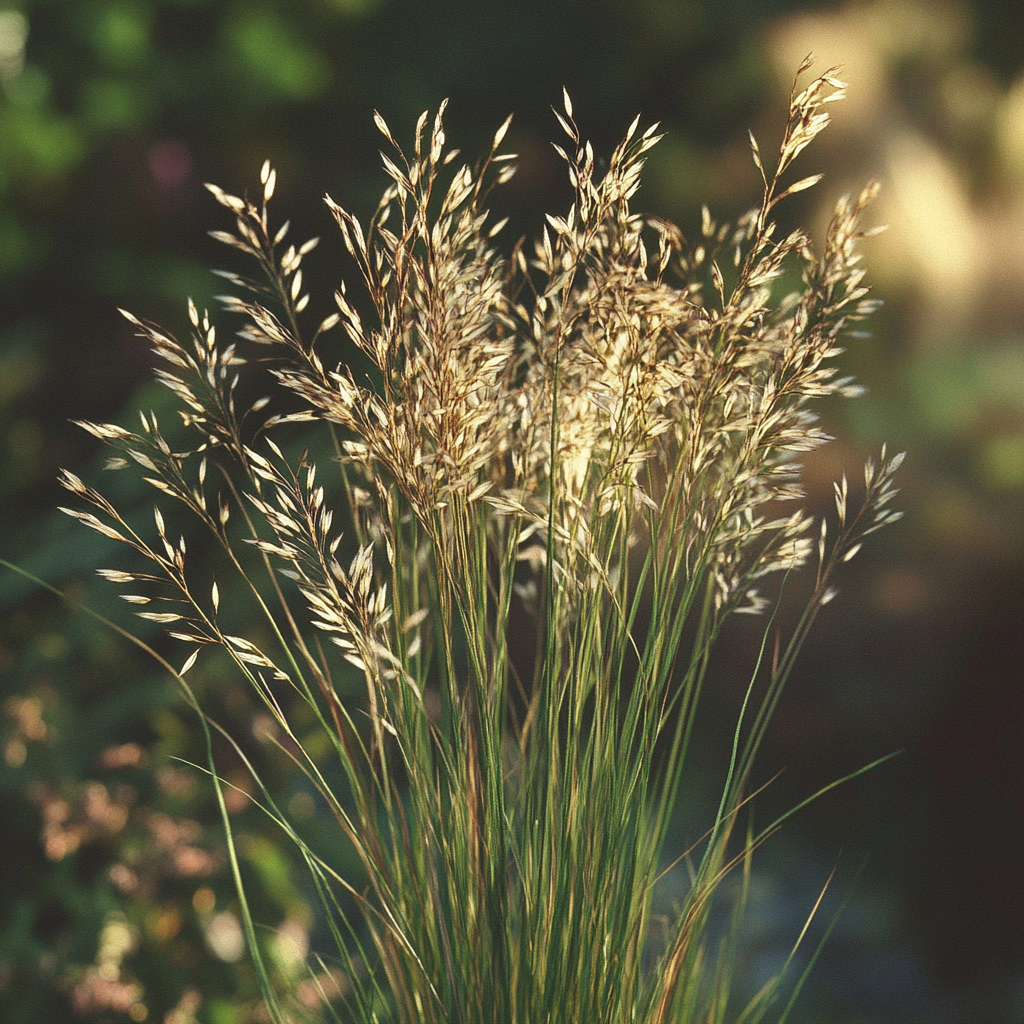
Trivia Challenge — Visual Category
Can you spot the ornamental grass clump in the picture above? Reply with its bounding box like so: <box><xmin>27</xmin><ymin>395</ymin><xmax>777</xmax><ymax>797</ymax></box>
<box><xmin>61</xmin><ymin>61</ymin><xmax>903</xmax><ymax>1023</ymax></box>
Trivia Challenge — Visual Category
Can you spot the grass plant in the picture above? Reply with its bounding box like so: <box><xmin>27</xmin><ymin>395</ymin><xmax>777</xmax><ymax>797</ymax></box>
<box><xmin>59</xmin><ymin>60</ymin><xmax>903</xmax><ymax>1023</ymax></box>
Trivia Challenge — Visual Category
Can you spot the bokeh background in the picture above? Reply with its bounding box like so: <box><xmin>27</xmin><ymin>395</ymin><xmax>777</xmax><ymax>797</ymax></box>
<box><xmin>1</xmin><ymin>0</ymin><xmax>1021</xmax><ymax>1021</ymax></box>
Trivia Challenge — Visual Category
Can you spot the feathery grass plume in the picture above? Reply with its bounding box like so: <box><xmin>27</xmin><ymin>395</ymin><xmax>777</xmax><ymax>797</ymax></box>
<box><xmin>63</xmin><ymin>61</ymin><xmax>903</xmax><ymax>1023</ymax></box>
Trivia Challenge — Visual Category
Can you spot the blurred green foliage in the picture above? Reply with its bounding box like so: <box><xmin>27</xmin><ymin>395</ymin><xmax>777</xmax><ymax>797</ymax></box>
<box><xmin>1</xmin><ymin>0</ymin><xmax>1022</xmax><ymax>1021</ymax></box>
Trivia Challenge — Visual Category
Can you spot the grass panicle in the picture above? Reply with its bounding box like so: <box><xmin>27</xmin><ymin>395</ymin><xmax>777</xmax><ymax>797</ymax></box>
<box><xmin>62</xmin><ymin>62</ymin><xmax>902</xmax><ymax>1024</ymax></box>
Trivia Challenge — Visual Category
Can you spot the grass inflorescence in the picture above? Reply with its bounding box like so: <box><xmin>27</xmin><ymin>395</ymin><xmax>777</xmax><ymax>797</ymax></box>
<box><xmin>62</xmin><ymin>60</ymin><xmax>903</xmax><ymax>1024</ymax></box>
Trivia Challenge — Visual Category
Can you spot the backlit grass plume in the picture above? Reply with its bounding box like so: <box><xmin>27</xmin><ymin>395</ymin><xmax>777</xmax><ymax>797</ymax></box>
<box><xmin>62</xmin><ymin>60</ymin><xmax>903</xmax><ymax>1023</ymax></box>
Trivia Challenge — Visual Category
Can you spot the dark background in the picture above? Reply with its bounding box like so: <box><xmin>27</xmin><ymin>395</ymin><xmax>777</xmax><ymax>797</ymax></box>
<box><xmin>1</xmin><ymin>1</ymin><xmax>1021</xmax><ymax>1022</ymax></box>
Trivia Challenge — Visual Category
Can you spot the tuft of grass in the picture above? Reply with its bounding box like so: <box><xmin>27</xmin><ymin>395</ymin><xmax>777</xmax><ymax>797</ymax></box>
<box><xmin>61</xmin><ymin>60</ymin><xmax>903</xmax><ymax>1024</ymax></box>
